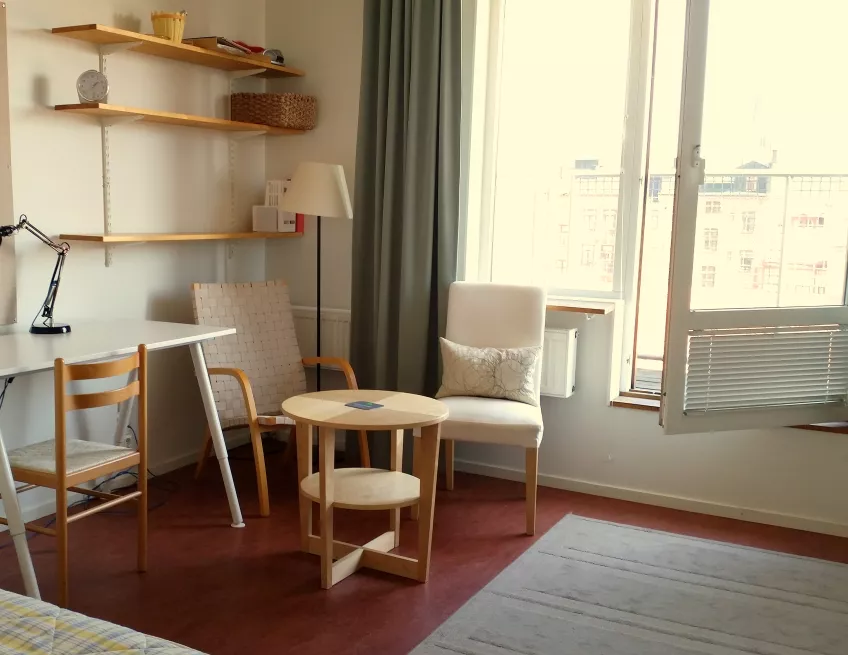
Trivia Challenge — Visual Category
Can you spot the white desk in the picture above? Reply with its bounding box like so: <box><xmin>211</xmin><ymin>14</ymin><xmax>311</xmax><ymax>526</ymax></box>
<box><xmin>0</xmin><ymin>320</ymin><xmax>240</xmax><ymax>599</ymax></box>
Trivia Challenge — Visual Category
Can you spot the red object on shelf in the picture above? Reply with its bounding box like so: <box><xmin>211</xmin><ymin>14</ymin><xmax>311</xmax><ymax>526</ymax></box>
<box><xmin>296</xmin><ymin>214</ymin><xmax>304</xmax><ymax>233</ymax></box>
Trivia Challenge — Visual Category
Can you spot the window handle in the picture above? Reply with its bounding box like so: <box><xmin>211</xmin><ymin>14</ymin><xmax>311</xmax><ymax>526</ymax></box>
<box><xmin>692</xmin><ymin>145</ymin><xmax>706</xmax><ymax>184</ymax></box>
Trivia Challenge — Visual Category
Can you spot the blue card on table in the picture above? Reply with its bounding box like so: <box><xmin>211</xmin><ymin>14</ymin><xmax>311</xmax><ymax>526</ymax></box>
<box><xmin>345</xmin><ymin>401</ymin><xmax>384</xmax><ymax>410</ymax></box>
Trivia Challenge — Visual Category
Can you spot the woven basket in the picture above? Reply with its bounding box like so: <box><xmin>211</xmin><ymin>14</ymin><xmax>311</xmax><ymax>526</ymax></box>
<box><xmin>231</xmin><ymin>93</ymin><xmax>317</xmax><ymax>131</ymax></box>
<box><xmin>151</xmin><ymin>12</ymin><xmax>186</xmax><ymax>42</ymax></box>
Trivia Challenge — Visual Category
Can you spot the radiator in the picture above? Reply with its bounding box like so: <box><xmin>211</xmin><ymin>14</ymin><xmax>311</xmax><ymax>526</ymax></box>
<box><xmin>292</xmin><ymin>306</ymin><xmax>352</xmax><ymax>363</ymax></box>
<box><xmin>540</xmin><ymin>328</ymin><xmax>578</xmax><ymax>398</ymax></box>
<box><xmin>291</xmin><ymin>308</ymin><xmax>577</xmax><ymax>397</ymax></box>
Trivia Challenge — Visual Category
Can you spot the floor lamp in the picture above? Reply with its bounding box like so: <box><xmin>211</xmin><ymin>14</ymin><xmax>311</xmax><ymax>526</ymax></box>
<box><xmin>282</xmin><ymin>162</ymin><xmax>352</xmax><ymax>391</ymax></box>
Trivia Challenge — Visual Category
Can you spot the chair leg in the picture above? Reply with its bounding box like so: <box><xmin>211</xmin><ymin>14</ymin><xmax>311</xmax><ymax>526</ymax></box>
<box><xmin>194</xmin><ymin>424</ymin><xmax>213</xmax><ymax>480</ymax></box>
<box><xmin>56</xmin><ymin>486</ymin><xmax>69</xmax><ymax>607</ymax></box>
<box><xmin>249</xmin><ymin>422</ymin><xmax>270</xmax><ymax>517</ymax></box>
<box><xmin>410</xmin><ymin>436</ymin><xmax>421</xmax><ymax>520</ymax></box>
<box><xmin>526</xmin><ymin>447</ymin><xmax>538</xmax><ymax>536</ymax></box>
<box><xmin>444</xmin><ymin>439</ymin><xmax>455</xmax><ymax>491</ymax></box>
<box><xmin>137</xmin><ymin>463</ymin><xmax>148</xmax><ymax>573</ymax></box>
<box><xmin>358</xmin><ymin>430</ymin><xmax>371</xmax><ymax>468</ymax></box>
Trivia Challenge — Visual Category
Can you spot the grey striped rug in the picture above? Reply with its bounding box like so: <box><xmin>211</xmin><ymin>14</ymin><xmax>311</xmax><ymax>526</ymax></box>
<box><xmin>412</xmin><ymin>515</ymin><xmax>848</xmax><ymax>654</ymax></box>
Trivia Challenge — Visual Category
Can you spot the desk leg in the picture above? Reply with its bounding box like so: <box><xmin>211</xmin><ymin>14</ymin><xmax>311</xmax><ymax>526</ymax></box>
<box><xmin>416</xmin><ymin>424</ymin><xmax>441</xmax><ymax>582</ymax></box>
<box><xmin>189</xmin><ymin>342</ymin><xmax>244</xmax><ymax>528</ymax></box>
<box><xmin>0</xmin><ymin>424</ymin><xmax>40</xmax><ymax>599</ymax></box>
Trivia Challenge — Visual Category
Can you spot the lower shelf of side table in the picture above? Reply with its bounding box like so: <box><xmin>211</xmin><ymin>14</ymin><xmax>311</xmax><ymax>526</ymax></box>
<box><xmin>300</xmin><ymin>468</ymin><xmax>420</xmax><ymax>510</ymax></box>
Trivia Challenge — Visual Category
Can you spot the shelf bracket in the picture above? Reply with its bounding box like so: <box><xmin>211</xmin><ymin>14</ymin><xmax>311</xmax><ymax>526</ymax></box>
<box><xmin>99</xmin><ymin>41</ymin><xmax>143</xmax><ymax>57</ymax></box>
<box><xmin>228</xmin><ymin>68</ymin><xmax>266</xmax><ymax>80</ymax></box>
<box><xmin>99</xmin><ymin>115</ymin><xmax>143</xmax><ymax>127</ymax></box>
<box><xmin>228</xmin><ymin>130</ymin><xmax>266</xmax><ymax>141</ymax></box>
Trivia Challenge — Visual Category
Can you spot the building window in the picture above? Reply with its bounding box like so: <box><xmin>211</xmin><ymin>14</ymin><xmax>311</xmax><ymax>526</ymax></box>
<box><xmin>701</xmin><ymin>266</ymin><xmax>716</xmax><ymax>288</ymax></box>
<box><xmin>581</xmin><ymin>245</ymin><xmax>595</xmax><ymax>266</ymax></box>
<box><xmin>741</xmin><ymin>211</ymin><xmax>756</xmax><ymax>233</ymax></box>
<box><xmin>600</xmin><ymin>244</ymin><xmax>615</xmax><ymax>274</ymax></box>
<box><xmin>604</xmin><ymin>210</ymin><xmax>618</xmax><ymax>232</ymax></box>
<box><xmin>650</xmin><ymin>211</ymin><xmax>659</xmax><ymax>229</ymax></box>
<box><xmin>703</xmin><ymin>227</ymin><xmax>719</xmax><ymax>251</ymax></box>
<box><xmin>763</xmin><ymin>266</ymin><xmax>780</xmax><ymax>290</ymax></box>
<box><xmin>584</xmin><ymin>209</ymin><xmax>598</xmax><ymax>231</ymax></box>
<box><xmin>705</xmin><ymin>200</ymin><xmax>722</xmax><ymax>214</ymax></box>
<box><xmin>739</xmin><ymin>250</ymin><xmax>753</xmax><ymax>272</ymax></box>
<box><xmin>793</xmin><ymin>214</ymin><xmax>825</xmax><ymax>228</ymax></box>
<box><xmin>555</xmin><ymin>258</ymin><xmax>568</xmax><ymax>272</ymax></box>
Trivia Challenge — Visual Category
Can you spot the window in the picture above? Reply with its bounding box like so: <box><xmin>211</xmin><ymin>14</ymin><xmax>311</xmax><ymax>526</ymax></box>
<box><xmin>465</xmin><ymin>0</ymin><xmax>848</xmax><ymax>432</ymax></box>
<box><xmin>465</xmin><ymin>0</ymin><xmax>633</xmax><ymax>293</ymax></box>
<box><xmin>661</xmin><ymin>0</ymin><xmax>848</xmax><ymax>433</ymax></box>
<box><xmin>793</xmin><ymin>214</ymin><xmax>825</xmax><ymax>229</ymax></box>
<box><xmin>600</xmin><ymin>244</ymin><xmax>615</xmax><ymax>275</ymax></box>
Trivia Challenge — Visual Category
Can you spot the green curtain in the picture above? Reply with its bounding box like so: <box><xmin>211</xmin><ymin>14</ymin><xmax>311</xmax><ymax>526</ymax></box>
<box><xmin>349</xmin><ymin>0</ymin><xmax>460</xmax><ymax>468</ymax></box>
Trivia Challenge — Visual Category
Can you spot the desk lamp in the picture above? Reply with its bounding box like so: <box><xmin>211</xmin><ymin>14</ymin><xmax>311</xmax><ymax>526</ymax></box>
<box><xmin>0</xmin><ymin>215</ymin><xmax>71</xmax><ymax>334</ymax></box>
<box><xmin>282</xmin><ymin>163</ymin><xmax>352</xmax><ymax>390</ymax></box>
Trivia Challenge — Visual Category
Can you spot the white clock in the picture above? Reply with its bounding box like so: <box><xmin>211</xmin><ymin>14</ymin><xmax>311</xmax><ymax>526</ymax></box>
<box><xmin>76</xmin><ymin>70</ymin><xmax>109</xmax><ymax>103</ymax></box>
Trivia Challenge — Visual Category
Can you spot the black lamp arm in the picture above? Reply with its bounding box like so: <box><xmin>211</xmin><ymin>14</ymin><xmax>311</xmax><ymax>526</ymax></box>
<box><xmin>0</xmin><ymin>215</ymin><xmax>71</xmax><ymax>334</ymax></box>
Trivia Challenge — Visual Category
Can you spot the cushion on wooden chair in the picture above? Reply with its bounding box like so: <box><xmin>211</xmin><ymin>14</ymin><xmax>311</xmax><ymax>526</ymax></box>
<box><xmin>256</xmin><ymin>414</ymin><xmax>295</xmax><ymax>427</ymax></box>
<box><xmin>435</xmin><ymin>396</ymin><xmax>543</xmax><ymax>448</ymax></box>
<box><xmin>8</xmin><ymin>439</ymin><xmax>135</xmax><ymax>475</ymax></box>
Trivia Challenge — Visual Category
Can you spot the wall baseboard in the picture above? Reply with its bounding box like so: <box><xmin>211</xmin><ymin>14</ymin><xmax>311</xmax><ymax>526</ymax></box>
<box><xmin>455</xmin><ymin>458</ymin><xmax>848</xmax><ymax>538</ymax></box>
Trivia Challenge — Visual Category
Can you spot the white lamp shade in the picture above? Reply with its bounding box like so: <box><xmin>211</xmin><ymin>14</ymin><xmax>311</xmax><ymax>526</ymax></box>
<box><xmin>282</xmin><ymin>162</ymin><xmax>353</xmax><ymax>219</ymax></box>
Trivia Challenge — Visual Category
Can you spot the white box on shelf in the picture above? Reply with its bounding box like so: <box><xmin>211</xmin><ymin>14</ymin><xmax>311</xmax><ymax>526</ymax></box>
<box><xmin>266</xmin><ymin>180</ymin><xmax>285</xmax><ymax>207</ymax></box>
<box><xmin>252</xmin><ymin>206</ymin><xmax>280</xmax><ymax>232</ymax></box>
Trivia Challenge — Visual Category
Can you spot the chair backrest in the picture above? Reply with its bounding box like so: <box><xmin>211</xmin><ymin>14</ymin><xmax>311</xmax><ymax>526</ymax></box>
<box><xmin>54</xmin><ymin>346</ymin><xmax>148</xmax><ymax>477</ymax></box>
<box><xmin>56</xmin><ymin>347</ymin><xmax>146</xmax><ymax>414</ymax></box>
<box><xmin>191</xmin><ymin>280</ymin><xmax>307</xmax><ymax>426</ymax></box>
<box><xmin>445</xmin><ymin>282</ymin><xmax>546</xmax><ymax>400</ymax></box>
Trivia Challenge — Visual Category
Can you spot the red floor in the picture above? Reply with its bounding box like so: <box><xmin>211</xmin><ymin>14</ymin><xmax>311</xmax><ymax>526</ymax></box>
<box><xmin>2</xmin><ymin>444</ymin><xmax>847</xmax><ymax>655</ymax></box>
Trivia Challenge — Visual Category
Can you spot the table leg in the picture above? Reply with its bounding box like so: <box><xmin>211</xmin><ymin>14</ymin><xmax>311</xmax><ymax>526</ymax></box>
<box><xmin>318</xmin><ymin>427</ymin><xmax>335</xmax><ymax>589</ymax></box>
<box><xmin>389</xmin><ymin>429</ymin><xmax>403</xmax><ymax>547</ymax></box>
<box><xmin>410</xmin><ymin>436</ymin><xmax>421</xmax><ymax>521</ymax></box>
<box><xmin>416</xmin><ymin>423</ymin><xmax>441</xmax><ymax>582</ymax></box>
<box><xmin>189</xmin><ymin>342</ymin><xmax>244</xmax><ymax>528</ymax></box>
<box><xmin>296</xmin><ymin>422</ymin><xmax>313</xmax><ymax>551</ymax></box>
<box><xmin>0</xmin><ymin>424</ymin><xmax>40</xmax><ymax>599</ymax></box>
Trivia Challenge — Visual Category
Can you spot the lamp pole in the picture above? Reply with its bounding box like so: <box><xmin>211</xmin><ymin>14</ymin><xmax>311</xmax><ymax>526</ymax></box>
<box><xmin>316</xmin><ymin>214</ymin><xmax>322</xmax><ymax>391</ymax></box>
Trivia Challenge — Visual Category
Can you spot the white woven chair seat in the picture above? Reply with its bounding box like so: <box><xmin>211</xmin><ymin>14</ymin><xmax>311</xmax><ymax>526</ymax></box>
<box><xmin>8</xmin><ymin>439</ymin><xmax>135</xmax><ymax>475</ymax></box>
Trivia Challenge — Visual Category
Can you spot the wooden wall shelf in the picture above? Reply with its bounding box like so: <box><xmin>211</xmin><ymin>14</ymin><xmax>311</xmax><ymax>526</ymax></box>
<box><xmin>54</xmin><ymin>103</ymin><xmax>304</xmax><ymax>136</ymax></box>
<box><xmin>52</xmin><ymin>24</ymin><xmax>305</xmax><ymax>78</ymax></box>
<box><xmin>59</xmin><ymin>232</ymin><xmax>304</xmax><ymax>244</ymax></box>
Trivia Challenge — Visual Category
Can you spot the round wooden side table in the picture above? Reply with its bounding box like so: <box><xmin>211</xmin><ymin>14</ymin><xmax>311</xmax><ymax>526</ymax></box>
<box><xmin>282</xmin><ymin>389</ymin><xmax>448</xmax><ymax>589</ymax></box>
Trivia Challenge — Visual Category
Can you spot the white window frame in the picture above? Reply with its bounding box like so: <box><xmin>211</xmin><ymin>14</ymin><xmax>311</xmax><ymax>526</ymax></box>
<box><xmin>660</xmin><ymin>0</ymin><xmax>848</xmax><ymax>434</ymax></box>
<box><xmin>463</xmin><ymin>0</ymin><xmax>653</xmax><ymax>305</ymax></box>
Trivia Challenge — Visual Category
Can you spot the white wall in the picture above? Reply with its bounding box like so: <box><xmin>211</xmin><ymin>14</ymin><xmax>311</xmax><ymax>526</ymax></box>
<box><xmin>0</xmin><ymin>0</ymin><xmax>268</xmax><ymax>519</ymax></box>
<box><xmin>264</xmin><ymin>0</ymin><xmax>363</xmax><ymax>311</ymax></box>
<box><xmin>260</xmin><ymin>2</ymin><xmax>848</xmax><ymax>536</ymax></box>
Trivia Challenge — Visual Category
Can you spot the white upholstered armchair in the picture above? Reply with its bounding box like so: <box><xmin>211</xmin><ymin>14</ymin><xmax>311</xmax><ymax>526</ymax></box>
<box><xmin>413</xmin><ymin>282</ymin><xmax>546</xmax><ymax>535</ymax></box>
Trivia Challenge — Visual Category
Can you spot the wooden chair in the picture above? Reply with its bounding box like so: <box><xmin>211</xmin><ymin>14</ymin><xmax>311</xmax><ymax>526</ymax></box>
<box><xmin>0</xmin><ymin>346</ymin><xmax>148</xmax><ymax>607</ymax></box>
<box><xmin>413</xmin><ymin>282</ymin><xmax>546</xmax><ymax>535</ymax></box>
<box><xmin>191</xmin><ymin>280</ymin><xmax>370</xmax><ymax>517</ymax></box>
